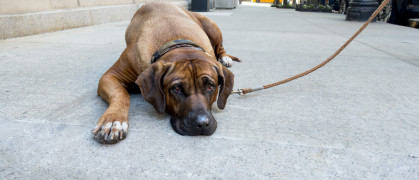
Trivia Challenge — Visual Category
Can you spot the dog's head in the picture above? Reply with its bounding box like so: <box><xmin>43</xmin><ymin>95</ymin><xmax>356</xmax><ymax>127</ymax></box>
<box><xmin>136</xmin><ymin>51</ymin><xmax>234</xmax><ymax>136</ymax></box>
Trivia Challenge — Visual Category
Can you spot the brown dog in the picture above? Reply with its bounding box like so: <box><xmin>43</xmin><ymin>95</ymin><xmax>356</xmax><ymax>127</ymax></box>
<box><xmin>92</xmin><ymin>2</ymin><xmax>240</xmax><ymax>144</ymax></box>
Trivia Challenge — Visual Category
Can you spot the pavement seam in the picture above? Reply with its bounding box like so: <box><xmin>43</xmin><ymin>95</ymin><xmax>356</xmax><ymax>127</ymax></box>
<box><xmin>13</xmin><ymin>119</ymin><xmax>90</xmax><ymax>127</ymax></box>
<box><xmin>88</xmin><ymin>9</ymin><xmax>94</xmax><ymax>26</ymax></box>
<box><xmin>355</xmin><ymin>40</ymin><xmax>419</xmax><ymax>67</ymax></box>
<box><xmin>2</xmin><ymin>40</ymin><xmax>107</xmax><ymax>46</ymax></box>
<box><xmin>291</xmin><ymin>13</ymin><xmax>419</xmax><ymax>67</ymax></box>
<box><xmin>44</xmin><ymin>90</ymin><xmax>98</xmax><ymax>120</ymax></box>
<box><xmin>4</xmin><ymin>117</ymin><xmax>419</xmax><ymax>159</ymax></box>
<box><xmin>209</xmin><ymin>136</ymin><xmax>419</xmax><ymax>158</ymax></box>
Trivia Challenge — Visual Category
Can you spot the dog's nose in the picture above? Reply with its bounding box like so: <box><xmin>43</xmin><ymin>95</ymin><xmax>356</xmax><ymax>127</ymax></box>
<box><xmin>196</xmin><ymin>115</ymin><xmax>209</xmax><ymax>129</ymax></box>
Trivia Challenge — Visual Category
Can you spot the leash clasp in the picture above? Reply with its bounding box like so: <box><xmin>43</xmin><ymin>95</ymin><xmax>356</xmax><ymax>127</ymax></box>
<box><xmin>231</xmin><ymin>89</ymin><xmax>245</xmax><ymax>96</ymax></box>
<box><xmin>231</xmin><ymin>86</ymin><xmax>263</xmax><ymax>96</ymax></box>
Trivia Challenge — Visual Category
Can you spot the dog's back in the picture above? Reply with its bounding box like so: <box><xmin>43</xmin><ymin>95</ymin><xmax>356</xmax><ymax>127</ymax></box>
<box><xmin>125</xmin><ymin>2</ymin><xmax>214</xmax><ymax>64</ymax></box>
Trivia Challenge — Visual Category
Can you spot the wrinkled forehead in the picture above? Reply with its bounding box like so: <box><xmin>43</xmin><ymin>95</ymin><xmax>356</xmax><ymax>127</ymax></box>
<box><xmin>164</xmin><ymin>60</ymin><xmax>218</xmax><ymax>85</ymax></box>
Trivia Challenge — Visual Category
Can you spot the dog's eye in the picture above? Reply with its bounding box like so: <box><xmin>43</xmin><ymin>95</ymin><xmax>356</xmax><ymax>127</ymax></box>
<box><xmin>206</xmin><ymin>84</ymin><xmax>214</xmax><ymax>91</ymax></box>
<box><xmin>172</xmin><ymin>85</ymin><xmax>183</xmax><ymax>94</ymax></box>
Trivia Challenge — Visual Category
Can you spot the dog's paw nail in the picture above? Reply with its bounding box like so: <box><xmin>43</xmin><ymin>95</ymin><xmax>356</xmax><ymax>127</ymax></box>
<box><xmin>93</xmin><ymin>121</ymin><xmax>128</xmax><ymax>144</ymax></box>
<box><xmin>92</xmin><ymin>125</ymin><xmax>100</xmax><ymax>134</ymax></box>
<box><xmin>219</xmin><ymin>56</ymin><xmax>233</xmax><ymax>67</ymax></box>
<box><xmin>121</xmin><ymin>122</ymin><xmax>128</xmax><ymax>138</ymax></box>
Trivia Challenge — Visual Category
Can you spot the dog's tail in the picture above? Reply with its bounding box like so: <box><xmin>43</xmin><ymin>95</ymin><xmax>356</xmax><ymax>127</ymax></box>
<box><xmin>227</xmin><ymin>54</ymin><xmax>242</xmax><ymax>62</ymax></box>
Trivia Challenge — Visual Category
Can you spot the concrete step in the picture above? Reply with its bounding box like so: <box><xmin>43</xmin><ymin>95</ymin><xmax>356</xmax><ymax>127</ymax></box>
<box><xmin>0</xmin><ymin>1</ymin><xmax>187</xmax><ymax>39</ymax></box>
<box><xmin>408</xmin><ymin>18</ymin><xmax>419</xmax><ymax>28</ymax></box>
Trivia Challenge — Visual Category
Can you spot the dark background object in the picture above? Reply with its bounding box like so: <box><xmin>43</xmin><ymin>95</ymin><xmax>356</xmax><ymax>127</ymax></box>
<box><xmin>339</xmin><ymin>0</ymin><xmax>350</xmax><ymax>13</ymax></box>
<box><xmin>342</xmin><ymin>0</ymin><xmax>419</xmax><ymax>24</ymax></box>
<box><xmin>191</xmin><ymin>0</ymin><xmax>210</xmax><ymax>12</ymax></box>
<box><xmin>329</xmin><ymin>0</ymin><xmax>341</xmax><ymax>11</ymax></box>
<box><xmin>346</xmin><ymin>0</ymin><xmax>379</xmax><ymax>21</ymax></box>
<box><xmin>389</xmin><ymin>0</ymin><xmax>419</xmax><ymax>25</ymax></box>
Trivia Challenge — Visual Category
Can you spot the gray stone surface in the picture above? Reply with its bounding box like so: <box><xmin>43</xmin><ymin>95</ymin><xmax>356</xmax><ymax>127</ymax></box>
<box><xmin>0</xmin><ymin>0</ymin><xmax>181</xmax><ymax>15</ymax></box>
<box><xmin>1</xmin><ymin>2</ymin><xmax>418</xmax><ymax>179</ymax></box>
<box><xmin>0</xmin><ymin>1</ymin><xmax>188</xmax><ymax>39</ymax></box>
<box><xmin>215</xmin><ymin>0</ymin><xmax>238</xmax><ymax>9</ymax></box>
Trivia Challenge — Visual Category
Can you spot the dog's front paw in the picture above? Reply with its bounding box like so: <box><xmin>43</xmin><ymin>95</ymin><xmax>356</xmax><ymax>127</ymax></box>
<box><xmin>219</xmin><ymin>56</ymin><xmax>233</xmax><ymax>67</ymax></box>
<box><xmin>92</xmin><ymin>113</ymin><xmax>128</xmax><ymax>144</ymax></box>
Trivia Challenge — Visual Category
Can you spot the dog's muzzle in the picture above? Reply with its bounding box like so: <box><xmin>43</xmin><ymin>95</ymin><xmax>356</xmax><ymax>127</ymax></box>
<box><xmin>170</xmin><ymin>111</ymin><xmax>217</xmax><ymax>136</ymax></box>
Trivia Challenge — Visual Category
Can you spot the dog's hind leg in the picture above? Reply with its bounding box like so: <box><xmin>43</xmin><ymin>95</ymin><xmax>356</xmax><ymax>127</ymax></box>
<box><xmin>190</xmin><ymin>12</ymin><xmax>241</xmax><ymax>67</ymax></box>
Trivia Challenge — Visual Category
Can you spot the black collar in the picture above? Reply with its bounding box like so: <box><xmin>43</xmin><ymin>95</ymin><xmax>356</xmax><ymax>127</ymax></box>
<box><xmin>150</xmin><ymin>39</ymin><xmax>206</xmax><ymax>63</ymax></box>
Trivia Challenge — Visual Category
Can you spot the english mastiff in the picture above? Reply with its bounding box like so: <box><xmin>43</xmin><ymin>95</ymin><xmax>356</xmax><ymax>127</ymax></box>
<box><xmin>92</xmin><ymin>2</ymin><xmax>240</xmax><ymax>143</ymax></box>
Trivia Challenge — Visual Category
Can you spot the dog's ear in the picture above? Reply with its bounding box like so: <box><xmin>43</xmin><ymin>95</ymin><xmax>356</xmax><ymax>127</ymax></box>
<box><xmin>136</xmin><ymin>62</ymin><xmax>173</xmax><ymax>114</ymax></box>
<box><xmin>214</xmin><ymin>64</ymin><xmax>234</xmax><ymax>110</ymax></box>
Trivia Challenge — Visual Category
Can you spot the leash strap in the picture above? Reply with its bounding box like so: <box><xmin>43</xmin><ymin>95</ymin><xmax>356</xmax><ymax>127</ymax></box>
<box><xmin>151</xmin><ymin>39</ymin><xmax>206</xmax><ymax>63</ymax></box>
<box><xmin>232</xmin><ymin>0</ymin><xmax>390</xmax><ymax>95</ymax></box>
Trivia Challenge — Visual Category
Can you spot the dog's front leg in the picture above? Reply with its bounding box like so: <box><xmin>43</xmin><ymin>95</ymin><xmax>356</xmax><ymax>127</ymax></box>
<box><xmin>93</xmin><ymin>73</ymin><xmax>130</xmax><ymax>144</ymax></box>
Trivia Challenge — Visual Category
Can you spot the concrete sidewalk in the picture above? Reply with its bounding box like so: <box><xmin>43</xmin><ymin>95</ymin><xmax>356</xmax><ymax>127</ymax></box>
<box><xmin>1</xmin><ymin>3</ymin><xmax>418</xmax><ymax>179</ymax></box>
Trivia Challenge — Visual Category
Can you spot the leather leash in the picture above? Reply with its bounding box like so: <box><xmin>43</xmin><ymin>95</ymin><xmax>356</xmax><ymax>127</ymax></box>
<box><xmin>231</xmin><ymin>0</ymin><xmax>390</xmax><ymax>95</ymax></box>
